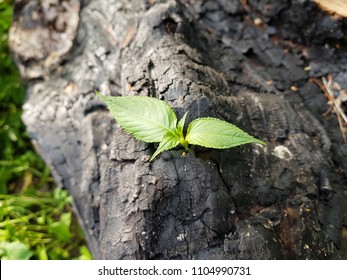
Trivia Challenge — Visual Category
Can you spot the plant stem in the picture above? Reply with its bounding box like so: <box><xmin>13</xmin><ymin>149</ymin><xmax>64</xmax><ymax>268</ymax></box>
<box><xmin>179</xmin><ymin>137</ymin><xmax>189</xmax><ymax>152</ymax></box>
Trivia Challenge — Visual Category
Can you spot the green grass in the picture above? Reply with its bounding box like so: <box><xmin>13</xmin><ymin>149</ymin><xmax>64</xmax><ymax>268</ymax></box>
<box><xmin>0</xmin><ymin>0</ymin><xmax>92</xmax><ymax>260</ymax></box>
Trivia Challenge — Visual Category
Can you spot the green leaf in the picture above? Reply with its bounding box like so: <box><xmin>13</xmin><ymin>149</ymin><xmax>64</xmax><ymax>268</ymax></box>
<box><xmin>36</xmin><ymin>245</ymin><xmax>48</xmax><ymax>260</ymax></box>
<box><xmin>0</xmin><ymin>241</ymin><xmax>33</xmax><ymax>260</ymax></box>
<box><xmin>48</xmin><ymin>213</ymin><xmax>72</xmax><ymax>242</ymax></box>
<box><xmin>150</xmin><ymin>131</ymin><xmax>180</xmax><ymax>161</ymax></box>
<box><xmin>177</xmin><ymin>112</ymin><xmax>189</xmax><ymax>151</ymax></box>
<box><xmin>177</xmin><ymin>112</ymin><xmax>188</xmax><ymax>135</ymax></box>
<box><xmin>186</xmin><ymin>117</ymin><xmax>265</xmax><ymax>148</ymax></box>
<box><xmin>97</xmin><ymin>92</ymin><xmax>177</xmax><ymax>143</ymax></box>
<box><xmin>76</xmin><ymin>245</ymin><xmax>93</xmax><ymax>260</ymax></box>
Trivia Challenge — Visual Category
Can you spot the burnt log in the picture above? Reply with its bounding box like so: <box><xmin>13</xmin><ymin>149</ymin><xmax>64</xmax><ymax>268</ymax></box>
<box><xmin>9</xmin><ymin>0</ymin><xmax>347</xmax><ymax>259</ymax></box>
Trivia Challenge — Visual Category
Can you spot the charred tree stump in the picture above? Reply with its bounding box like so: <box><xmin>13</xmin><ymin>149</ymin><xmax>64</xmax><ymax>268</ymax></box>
<box><xmin>9</xmin><ymin>0</ymin><xmax>347</xmax><ymax>259</ymax></box>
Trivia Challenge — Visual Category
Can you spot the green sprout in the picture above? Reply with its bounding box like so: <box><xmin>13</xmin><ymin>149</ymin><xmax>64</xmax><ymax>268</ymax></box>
<box><xmin>96</xmin><ymin>92</ymin><xmax>265</xmax><ymax>161</ymax></box>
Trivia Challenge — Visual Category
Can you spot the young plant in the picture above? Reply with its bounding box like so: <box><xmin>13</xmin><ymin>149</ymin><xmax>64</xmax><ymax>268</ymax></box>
<box><xmin>96</xmin><ymin>92</ymin><xmax>265</xmax><ymax>161</ymax></box>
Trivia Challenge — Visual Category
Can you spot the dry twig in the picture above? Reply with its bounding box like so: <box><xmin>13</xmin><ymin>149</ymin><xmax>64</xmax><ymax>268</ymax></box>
<box><xmin>312</xmin><ymin>74</ymin><xmax>347</xmax><ymax>143</ymax></box>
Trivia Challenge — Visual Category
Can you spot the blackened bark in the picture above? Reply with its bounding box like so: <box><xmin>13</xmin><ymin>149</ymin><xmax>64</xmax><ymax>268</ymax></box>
<box><xmin>9</xmin><ymin>0</ymin><xmax>347</xmax><ymax>259</ymax></box>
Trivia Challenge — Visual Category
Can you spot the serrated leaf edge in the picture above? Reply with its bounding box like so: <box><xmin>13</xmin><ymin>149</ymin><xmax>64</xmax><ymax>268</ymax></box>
<box><xmin>150</xmin><ymin>131</ymin><xmax>180</xmax><ymax>161</ymax></box>
<box><xmin>97</xmin><ymin>92</ymin><xmax>177</xmax><ymax>143</ymax></box>
<box><xmin>186</xmin><ymin>117</ymin><xmax>265</xmax><ymax>148</ymax></box>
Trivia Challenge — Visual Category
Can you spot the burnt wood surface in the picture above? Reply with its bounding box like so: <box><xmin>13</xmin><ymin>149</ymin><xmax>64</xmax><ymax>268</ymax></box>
<box><xmin>9</xmin><ymin>0</ymin><xmax>347</xmax><ymax>259</ymax></box>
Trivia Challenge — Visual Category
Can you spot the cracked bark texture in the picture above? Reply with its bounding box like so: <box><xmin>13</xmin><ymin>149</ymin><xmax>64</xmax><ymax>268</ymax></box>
<box><xmin>9</xmin><ymin>0</ymin><xmax>347</xmax><ymax>259</ymax></box>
